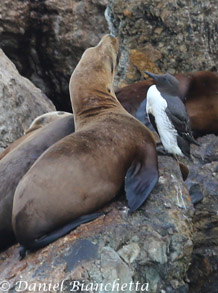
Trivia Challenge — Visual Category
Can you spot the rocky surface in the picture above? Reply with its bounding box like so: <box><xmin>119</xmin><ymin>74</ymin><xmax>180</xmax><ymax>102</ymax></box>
<box><xmin>0</xmin><ymin>0</ymin><xmax>108</xmax><ymax>112</ymax></box>
<box><xmin>1</xmin><ymin>1</ymin><xmax>217</xmax><ymax>109</ymax></box>
<box><xmin>0</xmin><ymin>49</ymin><xmax>55</xmax><ymax>149</ymax></box>
<box><xmin>106</xmin><ymin>0</ymin><xmax>218</xmax><ymax>87</ymax></box>
<box><xmin>184</xmin><ymin>135</ymin><xmax>218</xmax><ymax>293</ymax></box>
<box><xmin>0</xmin><ymin>155</ymin><xmax>194</xmax><ymax>293</ymax></box>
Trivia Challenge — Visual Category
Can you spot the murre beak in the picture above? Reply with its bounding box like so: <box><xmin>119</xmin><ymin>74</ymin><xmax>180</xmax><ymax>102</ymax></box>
<box><xmin>144</xmin><ymin>71</ymin><xmax>158</xmax><ymax>80</ymax></box>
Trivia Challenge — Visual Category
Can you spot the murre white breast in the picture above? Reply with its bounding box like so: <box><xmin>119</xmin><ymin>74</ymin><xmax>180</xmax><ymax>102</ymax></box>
<box><xmin>146</xmin><ymin>84</ymin><xmax>183</xmax><ymax>156</ymax></box>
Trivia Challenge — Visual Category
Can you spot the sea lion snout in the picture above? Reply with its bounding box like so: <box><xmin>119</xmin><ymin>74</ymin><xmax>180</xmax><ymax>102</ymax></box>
<box><xmin>98</xmin><ymin>34</ymin><xmax>119</xmax><ymax>52</ymax></box>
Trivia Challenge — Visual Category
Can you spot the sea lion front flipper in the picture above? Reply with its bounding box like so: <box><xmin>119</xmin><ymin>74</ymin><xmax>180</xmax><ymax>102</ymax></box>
<box><xmin>125</xmin><ymin>153</ymin><xmax>158</xmax><ymax>213</ymax></box>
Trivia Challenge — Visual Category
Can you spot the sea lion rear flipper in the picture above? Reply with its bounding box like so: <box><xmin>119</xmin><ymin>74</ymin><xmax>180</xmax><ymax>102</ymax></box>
<box><xmin>125</xmin><ymin>154</ymin><xmax>158</xmax><ymax>213</ymax></box>
<box><xmin>19</xmin><ymin>212</ymin><xmax>104</xmax><ymax>260</ymax></box>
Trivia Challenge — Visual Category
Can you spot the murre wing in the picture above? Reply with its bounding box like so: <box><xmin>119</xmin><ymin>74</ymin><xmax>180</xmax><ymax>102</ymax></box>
<box><xmin>163</xmin><ymin>94</ymin><xmax>199</xmax><ymax>146</ymax></box>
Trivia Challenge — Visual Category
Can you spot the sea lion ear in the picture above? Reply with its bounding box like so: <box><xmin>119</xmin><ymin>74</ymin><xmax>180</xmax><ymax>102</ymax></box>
<box><xmin>125</xmin><ymin>156</ymin><xmax>158</xmax><ymax>213</ymax></box>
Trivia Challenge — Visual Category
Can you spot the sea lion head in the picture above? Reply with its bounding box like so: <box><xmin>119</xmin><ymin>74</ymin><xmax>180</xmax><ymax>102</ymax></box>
<box><xmin>69</xmin><ymin>34</ymin><xmax>120</xmax><ymax>128</ymax></box>
<box><xmin>25</xmin><ymin>111</ymin><xmax>72</xmax><ymax>134</ymax></box>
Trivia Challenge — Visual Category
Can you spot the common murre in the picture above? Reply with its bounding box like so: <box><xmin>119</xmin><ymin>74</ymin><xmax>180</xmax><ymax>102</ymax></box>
<box><xmin>145</xmin><ymin>71</ymin><xmax>199</xmax><ymax>157</ymax></box>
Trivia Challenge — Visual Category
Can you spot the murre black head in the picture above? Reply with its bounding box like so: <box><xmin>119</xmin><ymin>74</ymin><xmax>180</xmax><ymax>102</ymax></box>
<box><xmin>145</xmin><ymin>71</ymin><xmax>179</xmax><ymax>96</ymax></box>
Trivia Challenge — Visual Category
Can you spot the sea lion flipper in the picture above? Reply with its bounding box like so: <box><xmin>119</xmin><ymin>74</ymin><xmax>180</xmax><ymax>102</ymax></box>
<box><xmin>125</xmin><ymin>157</ymin><xmax>158</xmax><ymax>213</ymax></box>
<box><xmin>19</xmin><ymin>212</ymin><xmax>104</xmax><ymax>259</ymax></box>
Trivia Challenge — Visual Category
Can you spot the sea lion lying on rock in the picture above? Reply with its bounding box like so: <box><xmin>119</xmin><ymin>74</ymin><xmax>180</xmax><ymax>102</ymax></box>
<box><xmin>0</xmin><ymin>114</ymin><xmax>75</xmax><ymax>252</ymax></box>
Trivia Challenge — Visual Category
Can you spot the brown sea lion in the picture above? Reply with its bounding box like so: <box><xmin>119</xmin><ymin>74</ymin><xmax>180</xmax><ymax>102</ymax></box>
<box><xmin>0</xmin><ymin>111</ymin><xmax>73</xmax><ymax>161</ymax></box>
<box><xmin>25</xmin><ymin>111</ymin><xmax>72</xmax><ymax>134</ymax></box>
<box><xmin>182</xmin><ymin>71</ymin><xmax>218</xmax><ymax>136</ymax></box>
<box><xmin>116</xmin><ymin>79</ymin><xmax>154</xmax><ymax>117</ymax></box>
<box><xmin>0</xmin><ymin>115</ymin><xmax>75</xmax><ymax>252</ymax></box>
<box><xmin>116</xmin><ymin>71</ymin><xmax>218</xmax><ymax>137</ymax></box>
<box><xmin>12</xmin><ymin>34</ymin><xmax>158</xmax><ymax>258</ymax></box>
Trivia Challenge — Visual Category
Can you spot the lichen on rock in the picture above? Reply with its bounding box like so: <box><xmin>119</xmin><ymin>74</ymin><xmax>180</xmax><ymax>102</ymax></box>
<box><xmin>106</xmin><ymin>0</ymin><xmax>217</xmax><ymax>87</ymax></box>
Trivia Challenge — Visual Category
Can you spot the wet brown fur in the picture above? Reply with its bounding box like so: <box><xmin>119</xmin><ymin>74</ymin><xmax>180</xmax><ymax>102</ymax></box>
<box><xmin>184</xmin><ymin>71</ymin><xmax>218</xmax><ymax>136</ymax></box>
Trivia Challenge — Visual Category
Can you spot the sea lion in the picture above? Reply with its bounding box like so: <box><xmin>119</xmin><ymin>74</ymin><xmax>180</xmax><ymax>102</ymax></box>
<box><xmin>116</xmin><ymin>79</ymin><xmax>154</xmax><ymax>118</ymax></box>
<box><xmin>181</xmin><ymin>71</ymin><xmax>218</xmax><ymax>136</ymax></box>
<box><xmin>0</xmin><ymin>115</ymin><xmax>75</xmax><ymax>252</ymax></box>
<box><xmin>12</xmin><ymin>34</ymin><xmax>158</xmax><ymax>257</ymax></box>
<box><xmin>25</xmin><ymin>111</ymin><xmax>72</xmax><ymax>134</ymax></box>
<box><xmin>0</xmin><ymin>111</ymin><xmax>73</xmax><ymax>161</ymax></box>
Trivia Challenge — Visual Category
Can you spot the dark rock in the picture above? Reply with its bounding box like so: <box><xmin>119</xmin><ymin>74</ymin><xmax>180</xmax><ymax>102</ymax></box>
<box><xmin>189</xmin><ymin>184</ymin><xmax>204</xmax><ymax>205</ymax></box>
<box><xmin>184</xmin><ymin>135</ymin><xmax>218</xmax><ymax>292</ymax></box>
<box><xmin>0</xmin><ymin>0</ymin><xmax>108</xmax><ymax>111</ymax></box>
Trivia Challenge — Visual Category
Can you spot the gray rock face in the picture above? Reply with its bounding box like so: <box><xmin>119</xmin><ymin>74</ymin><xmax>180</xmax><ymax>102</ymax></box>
<box><xmin>0</xmin><ymin>0</ymin><xmax>108</xmax><ymax>111</ymax></box>
<box><xmin>0</xmin><ymin>155</ymin><xmax>194</xmax><ymax>293</ymax></box>
<box><xmin>185</xmin><ymin>135</ymin><xmax>218</xmax><ymax>293</ymax></box>
<box><xmin>106</xmin><ymin>0</ymin><xmax>218</xmax><ymax>87</ymax></box>
<box><xmin>1</xmin><ymin>0</ymin><xmax>217</xmax><ymax>108</ymax></box>
<box><xmin>0</xmin><ymin>49</ymin><xmax>55</xmax><ymax>149</ymax></box>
